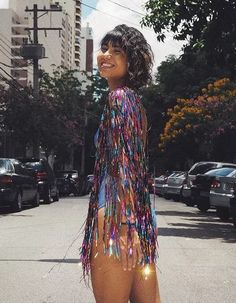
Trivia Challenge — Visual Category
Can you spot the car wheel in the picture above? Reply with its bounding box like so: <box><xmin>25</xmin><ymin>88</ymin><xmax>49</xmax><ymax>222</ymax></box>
<box><xmin>216</xmin><ymin>207</ymin><xmax>230</xmax><ymax>221</ymax></box>
<box><xmin>197</xmin><ymin>201</ymin><xmax>210</xmax><ymax>212</ymax></box>
<box><xmin>164</xmin><ymin>193</ymin><xmax>171</xmax><ymax>200</ymax></box>
<box><xmin>32</xmin><ymin>191</ymin><xmax>40</xmax><ymax>207</ymax></box>
<box><xmin>185</xmin><ymin>200</ymin><xmax>195</xmax><ymax>207</ymax></box>
<box><xmin>12</xmin><ymin>192</ymin><xmax>22</xmax><ymax>212</ymax></box>
<box><xmin>43</xmin><ymin>188</ymin><xmax>51</xmax><ymax>204</ymax></box>
<box><xmin>52</xmin><ymin>190</ymin><xmax>59</xmax><ymax>202</ymax></box>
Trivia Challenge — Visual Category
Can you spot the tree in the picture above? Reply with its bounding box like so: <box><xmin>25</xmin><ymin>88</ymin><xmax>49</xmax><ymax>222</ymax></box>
<box><xmin>142</xmin><ymin>0</ymin><xmax>236</xmax><ymax>74</ymax></box>
<box><xmin>40</xmin><ymin>67</ymin><xmax>84</xmax><ymax>166</ymax></box>
<box><xmin>159</xmin><ymin>78</ymin><xmax>236</xmax><ymax>167</ymax></box>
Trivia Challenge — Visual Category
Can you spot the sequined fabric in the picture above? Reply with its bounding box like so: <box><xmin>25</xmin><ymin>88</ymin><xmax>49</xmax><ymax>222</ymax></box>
<box><xmin>80</xmin><ymin>87</ymin><xmax>158</xmax><ymax>278</ymax></box>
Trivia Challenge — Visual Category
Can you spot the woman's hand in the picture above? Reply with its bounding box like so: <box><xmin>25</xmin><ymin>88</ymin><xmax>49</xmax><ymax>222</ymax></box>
<box><xmin>119</xmin><ymin>228</ymin><xmax>143</xmax><ymax>271</ymax></box>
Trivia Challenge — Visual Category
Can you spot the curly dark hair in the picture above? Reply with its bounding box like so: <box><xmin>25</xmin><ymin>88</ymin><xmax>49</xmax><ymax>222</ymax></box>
<box><xmin>100</xmin><ymin>24</ymin><xmax>154</xmax><ymax>90</ymax></box>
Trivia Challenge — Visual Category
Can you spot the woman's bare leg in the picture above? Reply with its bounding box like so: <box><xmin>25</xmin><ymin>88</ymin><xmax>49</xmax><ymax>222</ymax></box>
<box><xmin>91</xmin><ymin>242</ymin><xmax>134</xmax><ymax>303</ymax></box>
<box><xmin>91</xmin><ymin>208</ymin><xmax>161</xmax><ymax>303</ymax></box>
<box><xmin>130</xmin><ymin>264</ymin><xmax>161</xmax><ymax>303</ymax></box>
<box><xmin>91</xmin><ymin>208</ymin><xmax>134</xmax><ymax>303</ymax></box>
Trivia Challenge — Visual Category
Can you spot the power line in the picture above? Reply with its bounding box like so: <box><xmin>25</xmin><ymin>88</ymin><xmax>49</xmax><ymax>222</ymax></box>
<box><xmin>0</xmin><ymin>31</ymin><xmax>12</xmax><ymax>46</ymax></box>
<box><xmin>0</xmin><ymin>61</ymin><xmax>17</xmax><ymax>68</ymax></box>
<box><xmin>81</xmin><ymin>2</ymin><xmax>145</xmax><ymax>28</ymax></box>
<box><xmin>0</xmin><ymin>36</ymin><xmax>34</xmax><ymax>76</ymax></box>
<box><xmin>0</xmin><ymin>46</ymin><xmax>33</xmax><ymax>76</ymax></box>
<box><xmin>0</xmin><ymin>66</ymin><xmax>26</xmax><ymax>89</ymax></box>
<box><xmin>0</xmin><ymin>48</ymin><xmax>12</xmax><ymax>61</ymax></box>
<box><xmin>0</xmin><ymin>72</ymin><xmax>31</xmax><ymax>102</ymax></box>
<box><xmin>105</xmin><ymin>0</ymin><xmax>145</xmax><ymax>16</ymax></box>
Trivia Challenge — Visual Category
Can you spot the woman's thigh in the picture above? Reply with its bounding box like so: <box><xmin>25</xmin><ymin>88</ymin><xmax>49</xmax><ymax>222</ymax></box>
<box><xmin>130</xmin><ymin>264</ymin><xmax>161</xmax><ymax>303</ymax></box>
<box><xmin>91</xmin><ymin>243</ymin><xmax>134</xmax><ymax>303</ymax></box>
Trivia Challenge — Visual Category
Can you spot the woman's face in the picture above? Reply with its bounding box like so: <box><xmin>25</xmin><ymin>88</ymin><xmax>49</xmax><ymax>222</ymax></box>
<box><xmin>97</xmin><ymin>41</ymin><xmax>128</xmax><ymax>90</ymax></box>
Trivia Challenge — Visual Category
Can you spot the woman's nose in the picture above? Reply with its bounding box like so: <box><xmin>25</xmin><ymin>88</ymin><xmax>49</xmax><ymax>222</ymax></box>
<box><xmin>103</xmin><ymin>49</ymin><xmax>112</xmax><ymax>58</ymax></box>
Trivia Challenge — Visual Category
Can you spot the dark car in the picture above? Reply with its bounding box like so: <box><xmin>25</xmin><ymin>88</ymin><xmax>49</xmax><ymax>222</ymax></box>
<box><xmin>182</xmin><ymin>161</ymin><xmax>236</xmax><ymax>207</ymax></box>
<box><xmin>22</xmin><ymin>158</ymin><xmax>59</xmax><ymax>203</ymax></box>
<box><xmin>191</xmin><ymin>166</ymin><xmax>236</xmax><ymax>212</ymax></box>
<box><xmin>55</xmin><ymin>170</ymin><xmax>81</xmax><ymax>197</ymax></box>
<box><xmin>0</xmin><ymin>158</ymin><xmax>39</xmax><ymax>212</ymax></box>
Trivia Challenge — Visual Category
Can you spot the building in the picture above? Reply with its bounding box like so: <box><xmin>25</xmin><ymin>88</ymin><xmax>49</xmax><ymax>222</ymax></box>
<box><xmin>80</xmin><ymin>23</ymin><xmax>93</xmax><ymax>73</ymax></box>
<box><xmin>75</xmin><ymin>23</ymin><xmax>94</xmax><ymax>92</ymax></box>
<box><xmin>0</xmin><ymin>0</ymin><xmax>82</xmax><ymax>87</ymax></box>
<box><xmin>0</xmin><ymin>8</ymin><xmax>29</xmax><ymax>87</ymax></box>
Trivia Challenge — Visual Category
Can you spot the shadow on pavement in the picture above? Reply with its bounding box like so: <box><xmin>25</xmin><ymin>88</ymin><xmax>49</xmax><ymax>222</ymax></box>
<box><xmin>158</xmin><ymin>208</ymin><xmax>236</xmax><ymax>243</ymax></box>
<box><xmin>0</xmin><ymin>258</ymin><xmax>81</xmax><ymax>264</ymax></box>
<box><xmin>0</xmin><ymin>205</ymin><xmax>34</xmax><ymax>217</ymax></box>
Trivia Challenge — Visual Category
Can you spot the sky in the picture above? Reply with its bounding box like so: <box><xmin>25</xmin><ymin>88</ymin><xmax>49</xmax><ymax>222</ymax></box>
<box><xmin>0</xmin><ymin>0</ymin><xmax>8</xmax><ymax>8</ymax></box>
<box><xmin>81</xmin><ymin>0</ymin><xmax>184</xmax><ymax>73</ymax></box>
<box><xmin>0</xmin><ymin>0</ymin><xmax>184</xmax><ymax>73</ymax></box>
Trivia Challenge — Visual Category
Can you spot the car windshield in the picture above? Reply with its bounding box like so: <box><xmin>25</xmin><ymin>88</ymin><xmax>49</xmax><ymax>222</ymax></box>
<box><xmin>205</xmin><ymin>167</ymin><xmax>236</xmax><ymax>176</ymax></box>
<box><xmin>0</xmin><ymin>159</ymin><xmax>7</xmax><ymax>173</ymax></box>
<box><xmin>189</xmin><ymin>163</ymin><xmax>217</xmax><ymax>175</ymax></box>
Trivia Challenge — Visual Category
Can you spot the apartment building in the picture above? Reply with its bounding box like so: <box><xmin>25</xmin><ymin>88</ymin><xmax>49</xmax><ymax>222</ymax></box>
<box><xmin>0</xmin><ymin>8</ymin><xmax>29</xmax><ymax>87</ymax></box>
<box><xmin>0</xmin><ymin>0</ymin><xmax>82</xmax><ymax>87</ymax></box>
<box><xmin>80</xmin><ymin>23</ymin><xmax>93</xmax><ymax>74</ymax></box>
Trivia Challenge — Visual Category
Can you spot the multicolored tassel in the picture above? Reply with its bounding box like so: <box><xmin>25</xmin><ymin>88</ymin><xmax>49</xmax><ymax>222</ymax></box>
<box><xmin>80</xmin><ymin>87</ymin><xmax>158</xmax><ymax>278</ymax></box>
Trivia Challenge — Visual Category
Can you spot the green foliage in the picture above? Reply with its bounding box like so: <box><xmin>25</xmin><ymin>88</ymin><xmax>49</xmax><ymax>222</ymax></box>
<box><xmin>39</xmin><ymin>67</ymin><xmax>85</xmax><ymax>160</ymax></box>
<box><xmin>159</xmin><ymin>78</ymin><xmax>236</xmax><ymax>166</ymax></box>
<box><xmin>142</xmin><ymin>0</ymin><xmax>236</xmax><ymax>74</ymax></box>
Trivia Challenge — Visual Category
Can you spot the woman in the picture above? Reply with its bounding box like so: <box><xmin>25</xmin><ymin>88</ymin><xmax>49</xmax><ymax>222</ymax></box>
<box><xmin>81</xmin><ymin>24</ymin><xmax>161</xmax><ymax>303</ymax></box>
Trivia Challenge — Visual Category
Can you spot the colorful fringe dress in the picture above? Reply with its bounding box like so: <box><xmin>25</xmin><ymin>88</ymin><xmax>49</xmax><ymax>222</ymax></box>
<box><xmin>81</xmin><ymin>86</ymin><xmax>158</xmax><ymax>277</ymax></box>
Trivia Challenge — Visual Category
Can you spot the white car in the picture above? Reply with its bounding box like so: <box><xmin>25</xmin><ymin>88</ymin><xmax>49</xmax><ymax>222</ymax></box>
<box><xmin>163</xmin><ymin>171</ymin><xmax>187</xmax><ymax>201</ymax></box>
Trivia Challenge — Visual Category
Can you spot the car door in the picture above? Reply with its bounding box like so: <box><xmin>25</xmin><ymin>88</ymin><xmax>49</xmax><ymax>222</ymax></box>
<box><xmin>21</xmin><ymin>165</ymin><xmax>37</xmax><ymax>201</ymax></box>
<box><xmin>13</xmin><ymin>161</ymin><xmax>30</xmax><ymax>201</ymax></box>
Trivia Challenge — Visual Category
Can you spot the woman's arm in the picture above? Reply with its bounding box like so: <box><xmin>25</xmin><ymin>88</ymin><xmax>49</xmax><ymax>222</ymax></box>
<box><xmin>105</xmin><ymin>88</ymin><xmax>145</xmax><ymax>268</ymax></box>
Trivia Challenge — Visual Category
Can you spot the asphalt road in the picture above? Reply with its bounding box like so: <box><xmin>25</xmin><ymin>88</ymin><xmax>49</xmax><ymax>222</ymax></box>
<box><xmin>0</xmin><ymin>195</ymin><xmax>236</xmax><ymax>303</ymax></box>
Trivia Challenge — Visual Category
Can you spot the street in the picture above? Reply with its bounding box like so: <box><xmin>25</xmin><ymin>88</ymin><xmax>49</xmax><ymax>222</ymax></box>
<box><xmin>0</xmin><ymin>195</ymin><xmax>236</xmax><ymax>303</ymax></box>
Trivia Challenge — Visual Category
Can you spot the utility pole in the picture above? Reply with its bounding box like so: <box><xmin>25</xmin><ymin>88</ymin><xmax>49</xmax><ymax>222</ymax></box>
<box><xmin>21</xmin><ymin>4</ymin><xmax>62</xmax><ymax>156</ymax></box>
<box><xmin>33</xmin><ymin>4</ymin><xmax>39</xmax><ymax>99</ymax></box>
<box><xmin>24</xmin><ymin>4</ymin><xmax>62</xmax><ymax>99</ymax></box>
<box><xmin>80</xmin><ymin>100</ymin><xmax>88</xmax><ymax>177</ymax></box>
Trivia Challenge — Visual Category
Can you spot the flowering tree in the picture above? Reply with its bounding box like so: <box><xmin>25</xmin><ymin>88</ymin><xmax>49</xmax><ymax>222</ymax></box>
<box><xmin>159</xmin><ymin>78</ymin><xmax>236</xmax><ymax>165</ymax></box>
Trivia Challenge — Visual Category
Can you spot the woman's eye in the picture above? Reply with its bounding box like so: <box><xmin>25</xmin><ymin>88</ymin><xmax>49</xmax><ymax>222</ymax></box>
<box><xmin>114</xmin><ymin>48</ymin><xmax>121</xmax><ymax>53</ymax></box>
<box><xmin>101</xmin><ymin>46</ymin><xmax>107</xmax><ymax>53</ymax></box>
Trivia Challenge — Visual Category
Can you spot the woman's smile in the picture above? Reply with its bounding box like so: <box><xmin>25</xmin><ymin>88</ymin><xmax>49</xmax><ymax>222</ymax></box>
<box><xmin>97</xmin><ymin>42</ymin><xmax>128</xmax><ymax>90</ymax></box>
<box><xmin>100</xmin><ymin>62</ymin><xmax>115</xmax><ymax>69</ymax></box>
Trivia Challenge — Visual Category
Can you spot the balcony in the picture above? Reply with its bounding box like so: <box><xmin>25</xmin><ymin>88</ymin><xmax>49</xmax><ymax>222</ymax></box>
<box><xmin>11</xmin><ymin>69</ymin><xmax>28</xmax><ymax>79</ymax></box>
<box><xmin>11</xmin><ymin>37</ymin><xmax>28</xmax><ymax>46</ymax></box>
<box><xmin>11</xmin><ymin>59</ymin><xmax>28</xmax><ymax>68</ymax></box>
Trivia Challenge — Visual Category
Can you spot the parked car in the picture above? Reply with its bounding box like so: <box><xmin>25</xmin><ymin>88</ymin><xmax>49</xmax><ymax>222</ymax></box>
<box><xmin>85</xmin><ymin>174</ymin><xmax>94</xmax><ymax>194</ymax></box>
<box><xmin>230</xmin><ymin>197</ymin><xmax>236</xmax><ymax>227</ymax></box>
<box><xmin>209</xmin><ymin>168</ymin><xmax>236</xmax><ymax>221</ymax></box>
<box><xmin>0</xmin><ymin>158</ymin><xmax>39</xmax><ymax>212</ymax></box>
<box><xmin>153</xmin><ymin>173</ymin><xmax>171</xmax><ymax>196</ymax></box>
<box><xmin>182</xmin><ymin>161</ymin><xmax>236</xmax><ymax>207</ymax></box>
<box><xmin>22</xmin><ymin>158</ymin><xmax>59</xmax><ymax>203</ymax></box>
<box><xmin>56</xmin><ymin>170</ymin><xmax>81</xmax><ymax>196</ymax></box>
<box><xmin>163</xmin><ymin>171</ymin><xmax>187</xmax><ymax>201</ymax></box>
<box><xmin>191</xmin><ymin>166</ymin><xmax>236</xmax><ymax>212</ymax></box>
